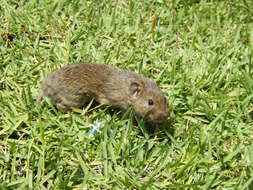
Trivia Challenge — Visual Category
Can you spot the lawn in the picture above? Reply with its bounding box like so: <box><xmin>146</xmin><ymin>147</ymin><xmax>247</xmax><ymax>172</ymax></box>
<box><xmin>0</xmin><ymin>0</ymin><xmax>253</xmax><ymax>189</ymax></box>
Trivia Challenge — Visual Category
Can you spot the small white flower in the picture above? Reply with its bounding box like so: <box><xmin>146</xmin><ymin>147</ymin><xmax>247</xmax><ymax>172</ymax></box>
<box><xmin>88</xmin><ymin>120</ymin><xmax>105</xmax><ymax>136</ymax></box>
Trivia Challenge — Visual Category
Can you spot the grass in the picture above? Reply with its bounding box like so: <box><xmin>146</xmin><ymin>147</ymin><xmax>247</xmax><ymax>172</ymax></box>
<box><xmin>0</xmin><ymin>0</ymin><xmax>253</xmax><ymax>189</ymax></box>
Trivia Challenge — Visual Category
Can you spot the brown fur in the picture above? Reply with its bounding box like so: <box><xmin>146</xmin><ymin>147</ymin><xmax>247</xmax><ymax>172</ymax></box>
<box><xmin>37</xmin><ymin>63</ymin><xmax>169</xmax><ymax>122</ymax></box>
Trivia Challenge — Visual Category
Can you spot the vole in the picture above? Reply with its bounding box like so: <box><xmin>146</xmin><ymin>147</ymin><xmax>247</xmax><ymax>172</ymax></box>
<box><xmin>37</xmin><ymin>63</ymin><xmax>169</xmax><ymax>122</ymax></box>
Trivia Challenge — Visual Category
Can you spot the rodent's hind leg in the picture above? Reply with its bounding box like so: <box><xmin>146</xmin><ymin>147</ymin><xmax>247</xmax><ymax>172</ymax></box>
<box><xmin>56</xmin><ymin>93</ymin><xmax>92</xmax><ymax>112</ymax></box>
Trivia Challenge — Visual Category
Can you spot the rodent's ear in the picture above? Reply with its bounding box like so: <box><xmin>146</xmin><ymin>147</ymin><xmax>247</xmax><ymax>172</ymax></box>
<box><xmin>130</xmin><ymin>82</ymin><xmax>142</xmax><ymax>98</ymax></box>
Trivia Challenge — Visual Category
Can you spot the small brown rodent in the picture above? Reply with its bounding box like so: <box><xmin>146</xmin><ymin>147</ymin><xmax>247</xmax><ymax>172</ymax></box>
<box><xmin>37</xmin><ymin>63</ymin><xmax>169</xmax><ymax>122</ymax></box>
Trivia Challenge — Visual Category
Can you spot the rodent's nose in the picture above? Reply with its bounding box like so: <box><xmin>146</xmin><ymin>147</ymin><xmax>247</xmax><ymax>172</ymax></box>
<box><xmin>157</xmin><ymin>111</ymin><xmax>169</xmax><ymax>121</ymax></box>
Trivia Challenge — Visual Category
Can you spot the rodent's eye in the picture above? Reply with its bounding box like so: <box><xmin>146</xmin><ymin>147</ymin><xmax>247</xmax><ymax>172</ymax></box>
<box><xmin>148</xmin><ymin>99</ymin><xmax>154</xmax><ymax>106</ymax></box>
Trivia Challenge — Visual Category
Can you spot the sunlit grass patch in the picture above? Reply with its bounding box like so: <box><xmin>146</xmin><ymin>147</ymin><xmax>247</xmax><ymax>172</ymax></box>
<box><xmin>0</xmin><ymin>0</ymin><xmax>253</xmax><ymax>189</ymax></box>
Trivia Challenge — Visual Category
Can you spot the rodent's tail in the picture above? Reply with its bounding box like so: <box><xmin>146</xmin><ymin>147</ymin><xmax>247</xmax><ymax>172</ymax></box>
<box><xmin>36</xmin><ymin>90</ymin><xmax>43</xmax><ymax>103</ymax></box>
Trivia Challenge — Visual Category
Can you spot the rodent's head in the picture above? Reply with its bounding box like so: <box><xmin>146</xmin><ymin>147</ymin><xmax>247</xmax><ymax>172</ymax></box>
<box><xmin>129</xmin><ymin>79</ymin><xmax>169</xmax><ymax>122</ymax></box>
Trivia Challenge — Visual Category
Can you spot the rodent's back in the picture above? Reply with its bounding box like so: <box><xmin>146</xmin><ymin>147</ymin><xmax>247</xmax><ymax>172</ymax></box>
<box><xmin>47</xmin><ymin>63</ymin><xmax>111</xmax><ymax>90</ymax></box>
